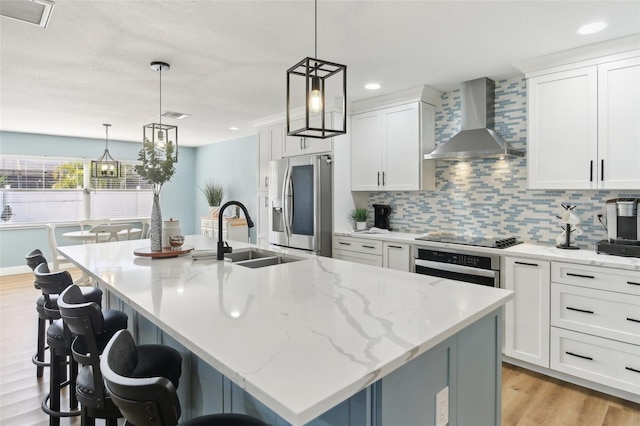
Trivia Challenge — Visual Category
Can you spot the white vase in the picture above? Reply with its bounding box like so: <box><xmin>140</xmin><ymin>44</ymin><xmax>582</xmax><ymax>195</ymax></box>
<box><xmin>209</xmin><ymin>205</ymin><xmax>221</xmax><ymax>218</ymax></box>
<box><xmin>150</xmin><ymin>194</ymin><xmax>162</xmax><ymax>251</ymax></box>
<box><xmin>356</xmin><ymin>221</ymin><xmax>367</xmax><ymax>230</ymax></box>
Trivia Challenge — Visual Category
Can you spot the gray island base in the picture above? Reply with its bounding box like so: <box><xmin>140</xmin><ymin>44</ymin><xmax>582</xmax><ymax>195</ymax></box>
<box><xmin>58</xmin><ymin>235</ymin><xmax>512</xmax><ymax>426</ymax></box>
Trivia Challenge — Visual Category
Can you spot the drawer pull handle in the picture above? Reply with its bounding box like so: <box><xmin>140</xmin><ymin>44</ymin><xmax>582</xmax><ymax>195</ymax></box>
<box><xmin>627</xmin><ymin>317</ymin><xmax>640</xmax><ymax>323</ymax></box>
<box><xmin>515</xmin><ymin>261</ymin><xmax>538</xmax><ymax>267</ymax></box>
<box><xmin>566</xmin><ymin>351</ymin><xmax>593</xmax><ymax>361</ymax></box>
<box><xmin>566</xmin><ymin>306</ymin><xmax>594</xmax><ymax>314</ymax></box>
<box><xmin>628</xmin><ymin>281</ymin><xmax>640</xmax><ymax>286</ymax></box>
<box><xmin>362</xmin><ymin>245</ymin><xmax>376</xmax><ymax>249</ymax></box>
<box><xmin>388</xmin><ymin>245</ymin><xmax>402</xmax><ymax>249</ymax></box>
<box><xmin>626</xmin><ymin>367</ymin><xmax>640</xmax><ymax>374</ymax></box>
<box><xmin>339</xmin><ymin>242</ymin><xmax>351</xmax><ymax>246</ymax></box>
<box><xmin>567</xmin><ymin>273</ymin><xmax>595</xmax><ymax>279</ymax></box>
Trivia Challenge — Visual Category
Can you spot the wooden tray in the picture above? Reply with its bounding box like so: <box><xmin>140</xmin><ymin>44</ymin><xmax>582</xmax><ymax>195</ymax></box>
<box><xmin>133</xmin><ymin>245</ymin><xmax>195</xmax><ymax>258</ymax></box>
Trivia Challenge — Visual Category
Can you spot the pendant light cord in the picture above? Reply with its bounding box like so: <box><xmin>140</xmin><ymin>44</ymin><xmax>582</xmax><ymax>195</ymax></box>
<box><xmin>314</xmin><ymin>0</ymin><xmax>317</xmax><ymax>58</ymax></box>
<box><xmin>104</xmin><ymin>125</ymin><xmax>109</xmax><ymax>150</ymax></box>
<box><xmin>159</xmin><ymin>66</ymin><xmax>162</xmax><ymax>127</ymax></box>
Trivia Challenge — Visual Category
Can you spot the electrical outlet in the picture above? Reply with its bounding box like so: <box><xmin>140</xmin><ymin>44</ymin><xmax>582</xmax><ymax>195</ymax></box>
<box><xmin>435</xmin><ymin>386</ymin><xmax>449</xmax><ymax>426</ymax></box>
<box><xmin>593</xmin><ymin>210</ymin><xmax>605</xmax><ymax>227</ymax></box>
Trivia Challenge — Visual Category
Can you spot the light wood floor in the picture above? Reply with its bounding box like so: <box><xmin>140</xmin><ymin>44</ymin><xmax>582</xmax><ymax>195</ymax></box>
<box><xmin>1</xmin><ymin>271</ymin><xmax>639</xmax><ymax>426</ymax></box>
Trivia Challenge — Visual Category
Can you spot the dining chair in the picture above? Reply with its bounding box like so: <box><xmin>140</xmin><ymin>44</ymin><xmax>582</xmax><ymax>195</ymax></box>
<box><xmin>90</xmin><ymin>223</ymin><xmax>133</xmax><ymax>243</ymax></box>
<box><xmin>139</xmin><ymin>218</ymin><xmax>151</xmax><ymax>239</ymax></box>
<box><xmin>79</xmin><ymin>219</ymin><xmax>111</xmax><ymax>232</ymax></box>
<box><xmin>47</xmin><ymin>224</ymin><xmax>77</xmax><ymax>272</ymax></box>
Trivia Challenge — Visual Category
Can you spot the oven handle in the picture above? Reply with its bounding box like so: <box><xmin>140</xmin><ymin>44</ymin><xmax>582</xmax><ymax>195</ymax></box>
<box><xmin>414</xmin><ymin>259</ymin><xmax>499</xmax><ymax>279</ymax></box>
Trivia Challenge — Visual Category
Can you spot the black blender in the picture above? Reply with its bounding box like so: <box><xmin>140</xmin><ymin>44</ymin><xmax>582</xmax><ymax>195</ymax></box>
<box><xmin>373</xmin><ymin>204</ymin><xmax>392</xmax><ymax>230</ymax></box>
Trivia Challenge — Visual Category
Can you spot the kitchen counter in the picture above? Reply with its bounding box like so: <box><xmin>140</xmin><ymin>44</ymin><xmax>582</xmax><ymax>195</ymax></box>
<box><xmin>333</xmin><ymin>230</ymin><xmax>640</xmax><ymax>271</ymax></box>
<box><xmin>59</xmin><ymin>235</ymin><xmax>512</xmax><ymax>425</ymax></box>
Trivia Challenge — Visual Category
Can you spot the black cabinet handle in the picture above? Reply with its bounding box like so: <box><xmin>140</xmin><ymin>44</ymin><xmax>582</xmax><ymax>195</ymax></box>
<box><xmin>626</xmin><ymin>367</ymin><xmax>640</xmax><ymax>374</ymax></box>
<box><xmin>628</xmin><ymin>281</ymin><xmax>640</xmax><ymax>286</ymax></box>
<box><xmin>377</xmin><ymin>172</ymin><xmax>380</xmax><ymax>186</ymax></box>
<box><xmin>567</xmin><ymin>272</ymin><xmax>595</xmax><ymax>279</ymax></box>
<box><xmin>265</xmin><ymin>176</ymin><xmax>269</xmax><ymax>187</ymax></box>
<box><xmin>515</xmin><ymin>261</ymin><xmax>538</xmax><ymax>267</ymax></box>
<box><xmin>601</xmin><ymin>159</ymin><xmax>604</xmax><ymax>181</ymax></box>
<box><xmin>382</xmin><ymin>171</ymin><xmax>386</xmax><ymax>186</ymax></box>
<box><xmin>339</xmin><ymin>242</ymin><xmax>351</xmax><ymax>246</ymax></box>
<box><xmin>627</xmin><ymin>317</ymin><xmax>640</xmax><ymax>323</ymax></box>
<box><xmin>566</xmin><ymin>306</ymin><xmax>594</xmax><ymax>314</ymax></box>
<box><xmin>590</xmin><ymin>160</ymin><xmax>593</xmax><ymax>182</ymax></box>
<box><xmin>362</xmin><ymin>245</ymin><xmax>376</xmax><ymax>249</ymax></box>
<box><xmin>388</xmin><ymin>245</ymin><xmax>402</xmax><ymax>249</ymax></box>
<box><xmin>566</xmin><ymin>351</ymin><xmax>593</xmax><ymax>361</ymax></box>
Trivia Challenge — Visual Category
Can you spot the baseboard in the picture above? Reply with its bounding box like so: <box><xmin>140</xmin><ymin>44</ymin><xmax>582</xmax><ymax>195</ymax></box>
<box><xmin>0</xmin><ymin>265</ymin><xmax>31</xmax><ymax>276</ymax></box>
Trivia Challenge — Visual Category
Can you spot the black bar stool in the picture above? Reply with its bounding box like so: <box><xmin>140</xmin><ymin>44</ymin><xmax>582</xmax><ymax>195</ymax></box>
<box><xmin>34</xmin><ymin>263</ymin><xmax>103</xmax><ymax>426</ymax></box>
<box><xmin>58</xmin><ymin>284</ymin><xmax>131</xmax><ymax>426</ymax></box>
<box><xmin>102</xmin><ymin>329</ymin><xmax>269</xmax><ymax>426</ymax></box>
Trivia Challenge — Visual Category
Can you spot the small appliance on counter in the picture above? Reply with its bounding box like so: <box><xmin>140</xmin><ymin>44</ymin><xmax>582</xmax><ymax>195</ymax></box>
<box><xmin>373</xmin><ymin>204</ymin><xmax>392</xmax><ymax>230</ymax></box>
<box><xmin>597</xmin><ymin>198</ymin><xmax>640</xmax><ymax>257</ymax></box>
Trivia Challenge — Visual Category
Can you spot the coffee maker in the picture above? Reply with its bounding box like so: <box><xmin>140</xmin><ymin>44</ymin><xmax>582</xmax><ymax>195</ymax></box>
<box><xmin>596</xmin><ymin>198</ymin><xmax>640</xmax><ymax>257</ymax></box>
<box><xmin>373</xmin><ymin>204</ymin><xmax>392</xmax><ymax>230</ymax></box>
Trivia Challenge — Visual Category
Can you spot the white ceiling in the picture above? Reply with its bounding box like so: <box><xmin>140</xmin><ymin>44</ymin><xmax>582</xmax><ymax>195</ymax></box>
<box><xmin>1</xmin><ymin>0</ymin><xmax>639</xmax><ymax>147</ymax></box>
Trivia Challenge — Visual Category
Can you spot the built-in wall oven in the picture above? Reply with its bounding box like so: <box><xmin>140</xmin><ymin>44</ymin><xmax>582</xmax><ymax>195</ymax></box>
<box><xmin>414</xmin><ymin>246</ymin><xmax>500</xmax><ymax>287</ymax></box>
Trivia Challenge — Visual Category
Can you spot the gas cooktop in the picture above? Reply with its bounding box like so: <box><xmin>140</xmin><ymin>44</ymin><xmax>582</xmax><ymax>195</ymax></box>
<box><xmin>415</xmin><ymin>234</ymin><xmax>522</xmax><ymax>249</ymax></box>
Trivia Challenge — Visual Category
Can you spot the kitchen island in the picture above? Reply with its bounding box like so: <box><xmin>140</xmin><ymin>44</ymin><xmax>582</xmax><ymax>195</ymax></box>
<box><xmin>59</xmin><ymin>235</ymin><xmax>512</xmax><ymax>426</ymax></box>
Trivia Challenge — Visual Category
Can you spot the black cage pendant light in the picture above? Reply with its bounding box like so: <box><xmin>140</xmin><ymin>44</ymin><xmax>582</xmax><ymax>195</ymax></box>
<box><xmin>91</xmin><ymin>124</ymin><xmax>121</xmax><ymax>178</ymax></box>
<box><xmin>286</xmin><ymin>0</ymin><xmax>346</xmax><ymax>139</ymax></box>
<box><xmin>143</xmin><ymin>61</ymin><xmax>178</xmax><ymax>162</ymax></box>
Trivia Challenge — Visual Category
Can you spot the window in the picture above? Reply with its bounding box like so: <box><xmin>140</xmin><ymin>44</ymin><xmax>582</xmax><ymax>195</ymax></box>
<box><xmin>0</xmin><ymin>155</ymin><xmax>152</xmax><ymax>224</ymax></box>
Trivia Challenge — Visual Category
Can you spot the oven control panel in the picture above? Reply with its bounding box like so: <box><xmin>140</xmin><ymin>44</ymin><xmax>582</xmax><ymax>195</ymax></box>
<box><xmin>415</xmin><ymin>248</ymin><xmax>494</xmax><ymax>270</ymax></box>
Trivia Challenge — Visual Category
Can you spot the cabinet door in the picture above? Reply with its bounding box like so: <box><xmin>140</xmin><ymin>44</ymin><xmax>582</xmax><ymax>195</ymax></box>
<box><xmin>503</xmin><ymin>257</ymin><xmax>551</xmax><ymax>367</ymax></box>
<box><xmin>257</xmin><ymin>194</ymin><xmax>269</xmax><ymax>247</ymax></box>
<box><xmin>350</xmin><ymin>110</ymin><xmax>383</xmax><ymax>190</ymax></box>
<box><xmin>383</xmin><ymin>103</ymin><xmax>420</xmax><ymax>190</ymax></box>
<box><xmin>283</xmin><ymin>118</ymin><xmax>332</xmax><ymax>157</ymax></box>
<box><xmin>257</xmin><ymin>127</ymin><xmax>270</xmax><ymax>192</ymax></box>
<box><xmin>382</xmin><ymin>242</ymin><xmax>411</xmax><ymax>272</ymax></box>
<box><xmin>527</xmin><ymin>67</ymin><xmax>598</xmax><ymax>189</ymax></box>
<box><xmin>598</xmin><ymin>57</ymin><xmax>640</xmax><ymax>189</ymax></box>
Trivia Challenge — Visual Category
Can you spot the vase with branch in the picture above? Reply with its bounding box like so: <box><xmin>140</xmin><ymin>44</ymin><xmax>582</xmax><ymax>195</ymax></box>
<box><xmin>199</xmin><ymin>180</ymin><xmax>224</xmax><ymax>218</ymax></box>
<box><xmin>134</xmin><ymin>138</ymin><xmax>176</xmax><ymax>251</ymax></box>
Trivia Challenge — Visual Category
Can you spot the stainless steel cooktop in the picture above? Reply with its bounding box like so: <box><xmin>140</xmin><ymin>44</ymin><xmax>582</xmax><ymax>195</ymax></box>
<box><xmin>415</xmin><ymin>234</ymin><xmax>522</xmax><ymax>249</ymax></box>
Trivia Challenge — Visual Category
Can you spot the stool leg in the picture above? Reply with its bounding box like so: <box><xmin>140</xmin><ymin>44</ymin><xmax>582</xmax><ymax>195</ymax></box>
<box><xmin>36</xmin><ymin>317</ymin><xmax>46</xmax><ymax>378</ymax></box>
<box><xmin>48</xmin><ymin>349</ymin><xmax>61</xmax><ymax>426</ymax></box>
<box><xmin>69</xmin><ymin>357</ymin><xmax>78</xmax><ymax>410</ymax></box>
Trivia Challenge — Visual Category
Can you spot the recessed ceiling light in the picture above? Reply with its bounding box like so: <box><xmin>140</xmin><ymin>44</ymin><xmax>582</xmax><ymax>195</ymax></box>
<box><xmin>229</xmin><ymin>127</ymin><xmax>239</xmax><ymax>131</ymax></box>
<box><xmin>365</xmin><ymin>83</ymin><xmax>381</xmax><ymax>90</ymax></box>
<box><xmin>577</xmin><ymin>22</ymin><xmax>607</xmax><ymax>35</ymax></box>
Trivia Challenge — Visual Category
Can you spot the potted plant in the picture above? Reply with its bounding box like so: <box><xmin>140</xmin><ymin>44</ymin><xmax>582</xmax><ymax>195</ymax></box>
<box><xmin>199</xmin><ymin>180</ymin><xmax>224</xmax><ymax>218</ymax></box>
<box><xmin>134</xmin><ymin>138</ymin><xmax>176</xmax><ymax>251</ymax></box>
<box><xmin>350</xmin><ymin>207</ymin><xmax>369</xmax><ymax>230</ymax></box>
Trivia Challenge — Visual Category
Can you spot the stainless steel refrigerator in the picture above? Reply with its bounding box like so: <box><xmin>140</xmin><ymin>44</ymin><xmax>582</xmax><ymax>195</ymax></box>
<box><xmin>268</xmin><ymin>154</ymin><xmax>332</xmax><ymax>256</ymax></box>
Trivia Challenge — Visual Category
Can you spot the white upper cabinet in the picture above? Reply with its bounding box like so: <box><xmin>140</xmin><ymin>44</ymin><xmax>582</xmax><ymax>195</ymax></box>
<box><xmin>257</xmin><ymin>123</ymin><xmax>283</xmax><ymax>192</ymax></box>
<box><xmin>597</xmin><ymin>57</ymin><xmax>640</xmax><ymax>189</ymax></box>
<box><xmin>350</xmin><ymin>101</ymin><xmax>436</xmax><ymax>191</ymax></box>
<box><xmin>527</xmin><ymin>52</ymin><xmax>640</xmax><ymax>190</ymax></box>
<box><xmin>283</xmin><ymin>117</ymin><xmax>333</xmax><ymax>157</ymax></box>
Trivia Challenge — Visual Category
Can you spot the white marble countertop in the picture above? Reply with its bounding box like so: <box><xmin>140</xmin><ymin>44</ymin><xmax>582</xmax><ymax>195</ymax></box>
<box><xmin>59</xmin><ymin>235</ymin><xmax>512</xmax><ymax>425</ymax></box>
<box><xmin>334</xmin><ymin>230</ymin><xmax>640</xmax><ymax>272</ymax></box>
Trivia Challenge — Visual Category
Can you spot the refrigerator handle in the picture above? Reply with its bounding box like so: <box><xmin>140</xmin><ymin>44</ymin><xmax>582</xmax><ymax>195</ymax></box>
<box><xmin>282</xmin><ymin>164</ymin><xmax>292</xmax><ymax>237</ymax></box>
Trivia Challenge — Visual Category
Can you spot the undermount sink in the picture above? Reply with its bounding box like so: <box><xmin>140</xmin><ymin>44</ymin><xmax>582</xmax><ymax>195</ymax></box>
<box><xmin>224</xmin><ymin>248</ymin><xmax>303</xmax><ymax>268</ymax></box>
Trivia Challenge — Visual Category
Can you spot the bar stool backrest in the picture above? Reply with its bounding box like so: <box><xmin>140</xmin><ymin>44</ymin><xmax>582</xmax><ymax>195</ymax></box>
<box><xmin>25</xmin><ymin>248</ymin><xmax>48</xmax><ymax>288</ymax></box>
<box><xmin>34</xmin><ymin>263</ymin><xmax>73</xmax><ymax>318</ymax></box>
<box><xmin>101</xmin><ymin>330</ymin><xmax>182</xmax><ymax>426</ymax></box>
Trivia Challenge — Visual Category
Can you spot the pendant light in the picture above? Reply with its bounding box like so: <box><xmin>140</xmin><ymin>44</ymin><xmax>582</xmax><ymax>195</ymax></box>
<box><xmin>286</xmin><ymin>0</ymin><xmax>346</xmax><ymax>139</ymax></box>
<box><xmin>143</xmin><ymin>61</ymin><xmax>178</xmax><ymax>162</ymax></box>
<box><xmin>91</xmin><ymin>124</ymin><xmax>121</xmax><ymax>178</ymax></box>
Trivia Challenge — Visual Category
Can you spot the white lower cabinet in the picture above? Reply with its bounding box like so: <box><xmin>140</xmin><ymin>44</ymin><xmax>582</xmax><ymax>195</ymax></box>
<box><xmin>200</xmin><ymin>217</ymin><xmax>248</xmax><ymax>242</ymax></box>
<box><xmin>382</xmin><ymin>242</ymin><xmax>411</xmax><ymax>272</ymax></box>
<box><xmin>256</xmin><ymin>193</ymin><xmax>269</xmax><ymax>248</ymax></box>
<box><xmin>332</xmin><ymin>235</ymin><xmax>383</xmax><ymax>267</ymax></box>
<box><xmin>503</xmin><ymin>257</ymin><xmax>551</xmax><ymax>367</ymax></box>
<box><xmin>551</xmin><ymin>327</ymin><xmax>640</xmax><ymax>395</ymax></box>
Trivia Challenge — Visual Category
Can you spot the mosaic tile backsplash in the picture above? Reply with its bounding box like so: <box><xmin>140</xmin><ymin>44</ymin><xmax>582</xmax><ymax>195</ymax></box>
<box><xmin>369</xmin><ymin>77</ymin><xmax>640</xmax><ymax>249</ymax></box>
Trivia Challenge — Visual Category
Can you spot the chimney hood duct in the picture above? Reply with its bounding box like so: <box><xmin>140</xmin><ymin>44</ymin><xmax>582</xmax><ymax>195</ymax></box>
<box><xmin>424</xmin><ymin>77</ymin><xmax>524</xmax><ymax>160</ymax></box>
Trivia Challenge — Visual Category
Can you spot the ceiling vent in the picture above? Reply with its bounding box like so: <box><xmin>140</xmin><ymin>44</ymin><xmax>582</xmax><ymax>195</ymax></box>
<box><xmin>0</xmin><ymin>0</ymin><xmax>54</xmax><ymax>28</ymax></box>
<box><xmin>160</xmin><ymin>111</ymin><xmax>191</xmax><ymax>120</ymax></box>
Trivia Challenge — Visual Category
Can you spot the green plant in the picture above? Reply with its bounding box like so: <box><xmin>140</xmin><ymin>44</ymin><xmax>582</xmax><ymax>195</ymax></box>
<box><xmin>350</xmin><ymin>208</ymin><xmax>369</xmax><ymax>222</ymax></box>
<box><xmin>200</xmin><ymin>180</ymin><xmax>224</xmax><ymax>206</ymax></box>
<box><xmin>134</xmin><ymin>138</ymin><xmax>176</xmax><ymax>195</ymax></box>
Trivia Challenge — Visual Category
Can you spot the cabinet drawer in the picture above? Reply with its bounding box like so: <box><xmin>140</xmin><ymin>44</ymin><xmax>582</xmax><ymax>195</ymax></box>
<box><xmin>333</xmin><ymin>249</ymin><xmax>383</xmax><ymax>267</ymax></box>
<box><xmin>201</xmin><ymin>218</ymin><xmax>214</xmax><ymax>229</ymax></box>
<box><xmin>552</xmin><ymin>262</ymin><xmax>640</xmax><ymax>295</ymax></box>
<box><xmin>333</xmin><ymin>236</ymin><xmax>383</xmax><ymax>255</ymax></box>
<box><xmin>551</xmin><ymin>283</ymin><xmax>640</xmax><ymax>345</ymax></box>
<box><xmin>550</xmin><ymin>327</ymin><xmax>640</xmax><ymax>395</ymax></box>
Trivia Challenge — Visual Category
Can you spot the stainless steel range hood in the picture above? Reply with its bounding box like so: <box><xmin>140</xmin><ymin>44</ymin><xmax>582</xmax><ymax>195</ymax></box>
<box><xmin>424</xmin><ymin>77</ymin><xmax>523</xmax><ymax>160</ymax></box>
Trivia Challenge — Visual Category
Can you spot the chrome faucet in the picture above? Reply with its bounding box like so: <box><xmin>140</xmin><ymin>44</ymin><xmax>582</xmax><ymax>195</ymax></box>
<box><xmin>217</xmin><ymin>201</ymin><xmax>255</xmax><ymax>260</ymax></box>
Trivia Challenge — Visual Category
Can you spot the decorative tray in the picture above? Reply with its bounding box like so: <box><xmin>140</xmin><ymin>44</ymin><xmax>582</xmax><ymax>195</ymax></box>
<box><xmin>133</xmin><ymin>245</ymin><xmax>195</xmax><ymax>258</ymax></box>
